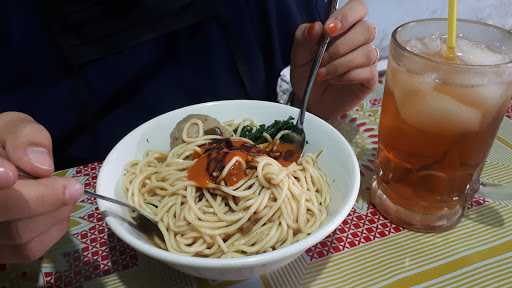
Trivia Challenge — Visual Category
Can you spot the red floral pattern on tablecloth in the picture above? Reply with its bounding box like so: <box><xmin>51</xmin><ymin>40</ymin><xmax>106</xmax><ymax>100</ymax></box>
<box><xmin>305</xmin><ymin>98</ymin><xmax>491</xmax><ymax>261</ymax></box>
<box><xmin>74</xmin><ymin>162</ymin><xmax>101</xmax><ymax>191</ymax></box>
<box><xmin>42</xmin><ymin>162</ymin><xmax>139</xmax><ymax>287</ymax></box>
<box><xmin>305</xmin><ymin>195</ymin><xmax>489</xmax><ymax>261</ymax></box>
<box><xmin>305</xmin><ymin>206</ymin><xmax>403</xmax><ymax>261</ymax></box>
<box><xmin>44</xmin><ymin>222</ymin><xmax>138</xmax><ymax>287</ymax></box>
<box><xmin>506</xmin><ymin>102</ymin><xmax>512</xmax><ymax>119</ymax></box>
<box><xmin>338</xmin><ymin>113</ymin><xmax>379</xmax><ymax>178</ymax></box>
<box><xmin>369</xmin><ymin>97</ymin><xmax>382</xmax><ymax>108</ymax></box>
<box><xmin>3</xmin><ymin>96</ymin><xmax>506</xmax><ymax>287</ymax></box>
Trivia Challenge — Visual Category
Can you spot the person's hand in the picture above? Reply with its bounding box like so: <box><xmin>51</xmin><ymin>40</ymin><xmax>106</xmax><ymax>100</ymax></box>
<box><xmin>291</xmin><ymin>0</ymin><xmax>379</xmax><ymax>120</ymax></box>
<box><xmin>0</xmin><ymin>112</ymin><xmax>83</xmax><ymax>263</ymax></box>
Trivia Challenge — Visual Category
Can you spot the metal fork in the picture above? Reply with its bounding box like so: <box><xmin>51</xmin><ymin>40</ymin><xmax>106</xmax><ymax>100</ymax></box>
<box><xmin>18</xmin><ymin>170</ymin><xmax>165</xmax><ymax>241</ymax></box>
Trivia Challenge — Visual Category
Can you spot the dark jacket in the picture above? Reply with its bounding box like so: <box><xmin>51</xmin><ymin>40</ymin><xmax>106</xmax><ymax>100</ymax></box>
<box><xmin>1</xmin><ymin>0</ymin><xmax>327</xmax><ymax>168</ymax></box>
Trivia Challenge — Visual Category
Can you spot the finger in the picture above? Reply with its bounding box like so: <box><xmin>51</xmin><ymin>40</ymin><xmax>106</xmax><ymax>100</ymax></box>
<box><xmin>0</xmin><ymin>205</ymin><xmax>74</xmax><ymax>245</ymax></box>
<box><xmin>322</xmin><ymin>20</ymin><xmax>377</xmax><ymax>66</ymax></box>
<box><xmin>0</xmin><ymin>220</ymin><xmax>69</xmax><ymax>263</ymax></box>
<box><xmin>291</xmin><ymin>22</ymin><xmax>324</xmax><ymax>68</ymax></box>
<box><xmin>0</xmin><ymin>157</ymin><xmax>17</xmax><ymax>189</ymax></box>
<box><xmin>328</xmin><ymin>65</ymin><xmax>379</xmax><ymax>88</ymax></box>
<box><xmin>325</xmin><ymin>0</ymin><xmax>368</xmax><ymax>37</ymax></box>
<box><xmin>0</xmin><ymin>176</ymin><xmax>83</xmax><ymax>222</ymax></box>
<box><xmin>0</xmin><ymin>112</ymin><xmax>54</xmax><ymax>178</ymax></box>
<box><xmin>317</xmin><ymin>44</ymin><xmax>379</xmax><ymax>81</ymax></box>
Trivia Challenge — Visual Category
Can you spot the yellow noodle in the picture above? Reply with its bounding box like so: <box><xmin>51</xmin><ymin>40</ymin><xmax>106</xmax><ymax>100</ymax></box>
<box><xmin>122</xmin><ymin>119</ymin><xmax>330</xmax><ymax>258</ymax></box>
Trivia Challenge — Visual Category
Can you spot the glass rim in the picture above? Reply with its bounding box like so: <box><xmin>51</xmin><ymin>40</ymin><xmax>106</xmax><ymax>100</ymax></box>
<box><xmin>391</xmin><ymin>18</ymin><xmax>512</xmax><ymax>69</ymax></box>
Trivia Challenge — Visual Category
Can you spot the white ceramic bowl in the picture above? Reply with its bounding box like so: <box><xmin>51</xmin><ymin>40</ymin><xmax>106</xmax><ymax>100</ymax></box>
<box><xmin>96</xmin><ymin>100</ymin><xmax>360</xmax><ymax>280</ymax></box>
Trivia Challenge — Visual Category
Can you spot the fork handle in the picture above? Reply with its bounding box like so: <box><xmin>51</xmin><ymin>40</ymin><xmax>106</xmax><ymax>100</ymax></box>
<box><xmin>297</xmin><ymin>0</ymin><xmax>340</xmax><ymax>128</ymax></box>
<box><xmin>84</xmin><ymin>190</ymin><xmax>137</xmax><ymax>211</ymax></box>
<box><xmin>297</xmin><ymin>37</ymin><xmax>331</xmax><ymax>129</ymax></box>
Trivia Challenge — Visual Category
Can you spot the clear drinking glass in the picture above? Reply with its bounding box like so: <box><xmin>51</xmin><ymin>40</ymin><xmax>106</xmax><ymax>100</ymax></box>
<box><xmin>371</xmin><ymin>19</ymin><xmax>512</xmax><ymax>232</ymax></box>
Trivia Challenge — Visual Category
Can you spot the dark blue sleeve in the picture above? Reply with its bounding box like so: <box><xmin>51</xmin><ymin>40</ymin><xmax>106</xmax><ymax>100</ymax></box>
<box><xmin>0</xmin><ymin>0</ymin><xmax>327</xmax><ymax>169</ymax></box>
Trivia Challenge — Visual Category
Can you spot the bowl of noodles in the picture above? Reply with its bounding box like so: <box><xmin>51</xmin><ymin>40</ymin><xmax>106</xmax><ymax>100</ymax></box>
<box><xmin>96</xmin><ymin>100</ymin><xmax>360</xmax><ymax>280</ymax></box>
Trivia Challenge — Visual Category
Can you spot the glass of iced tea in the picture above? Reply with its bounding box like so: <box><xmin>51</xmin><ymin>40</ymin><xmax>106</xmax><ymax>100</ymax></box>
<box><xmin>371</xmin><ymin>19</ymin><xmax>512</xmax><ymax>232</ymax></box>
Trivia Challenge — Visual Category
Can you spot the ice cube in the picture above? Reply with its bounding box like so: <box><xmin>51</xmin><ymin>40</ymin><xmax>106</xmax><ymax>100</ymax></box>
<box><xmin>405</xmin><ymin>39</ymin><xmax>426</xmax><ymax>55</ymax></box>
<box><xmin>456</xmin><ymin>38</ymin><xmax>511</xmax><ymax>65</ymax></box>
<box><xmin>405</xmin><ymin>34</ymin><xmax>442</xmax><ymax>56</ymax></box>
<box><xmin>442</xmin><ymin>82</ymin><xmax>509</xmax><ymax>118</ymax></box>
<box><xmin>389</xmin><ymin>65</ymin><xmax>482</xmax><ymax>134</ymax></box>
<box><xmin>398</xmin><ymin>89</ymin><xmax>482</xmax><ymax>135</ymax></box>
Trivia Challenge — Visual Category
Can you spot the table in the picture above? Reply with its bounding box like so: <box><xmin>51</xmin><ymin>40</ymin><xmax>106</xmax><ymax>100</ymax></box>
<box><xmin>2</xmin><ymin>85</ymin><xmax>512</xmax><ymax>288</ymax></box>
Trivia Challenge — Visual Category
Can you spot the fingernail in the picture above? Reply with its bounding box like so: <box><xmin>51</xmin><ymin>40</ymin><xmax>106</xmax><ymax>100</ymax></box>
<box><xmin>65</xmin><ymin>180</ymin><xmax>84</xmax><ymax>203</ymax></box>
<box><xmin>26</xmin><ymin>147</ymin><xmax>53</xmax><ymax>170</ymax></box>
<box><xmin>306</xmin><ymin>23</ymin><xmax>316</xmax><ymax>41</ymax></box>
<box><xmin>326</xmin><ymin>20</ymin><xmax>341</xmax><ymax>37</ymax></box>
<box><xmin>317</xmin><ymin>69</ymin><xmax>327</xmax><ymax>81</ymax></box>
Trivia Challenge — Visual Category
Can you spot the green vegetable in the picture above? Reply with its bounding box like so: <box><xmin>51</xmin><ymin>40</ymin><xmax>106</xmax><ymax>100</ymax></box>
<box><xmin>240</xmin><ymin>116</ymin><xmax>295</xmax><ymax>144</ymax></box>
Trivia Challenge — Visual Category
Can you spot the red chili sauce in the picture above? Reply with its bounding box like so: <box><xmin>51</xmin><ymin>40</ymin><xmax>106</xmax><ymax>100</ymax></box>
<box><xmin>187</xmin><ymin>138</ymin><xmax>299</xmax><ymax>187</ymax></box>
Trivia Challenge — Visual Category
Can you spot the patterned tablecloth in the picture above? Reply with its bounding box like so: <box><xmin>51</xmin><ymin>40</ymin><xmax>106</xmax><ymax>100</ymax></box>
<box><xmin>2</xmin><ymin>85</ymin><xmax>512</xmax><ymax>288</ymax></box>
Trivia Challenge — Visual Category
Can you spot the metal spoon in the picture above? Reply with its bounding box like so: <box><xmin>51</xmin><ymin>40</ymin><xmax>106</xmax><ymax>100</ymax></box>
<box><xmin>288</xmin><ymin>0</ymin><xmax>341</xmax><ymax>155</ymax></box>
<box><xmin>18</xmin><ymin>170</ymin><xmax>165</xmax><ymax>241</ymax></box>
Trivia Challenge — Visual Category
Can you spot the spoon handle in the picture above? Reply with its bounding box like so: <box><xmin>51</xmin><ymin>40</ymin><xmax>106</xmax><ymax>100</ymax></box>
<box><xmin>297</xmin><ymin>0</ymin><xmax>340</xmax><ymax>128</ymax></box>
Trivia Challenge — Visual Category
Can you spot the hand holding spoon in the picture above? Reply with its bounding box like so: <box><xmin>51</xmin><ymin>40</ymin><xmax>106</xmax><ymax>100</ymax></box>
<box><xmin>287</xmin><ymin>0</ymin><xmax>341</xmax><ymax>156</ymax></box>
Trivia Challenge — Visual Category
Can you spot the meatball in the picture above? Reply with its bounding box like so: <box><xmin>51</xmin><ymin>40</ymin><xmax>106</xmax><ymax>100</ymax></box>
<box><xmin>170</xmin><ymin>114</ymin><xmax>233</xmax><ymax>147</ymax></box>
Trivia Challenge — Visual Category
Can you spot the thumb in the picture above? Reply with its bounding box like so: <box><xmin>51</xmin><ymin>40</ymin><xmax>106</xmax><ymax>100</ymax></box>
<box><xmin>291</xmin><ymin>22</ymin><xmax>324</xmax><ymax>68</ymax></box>
<box><xmin>0</xmin><ymin>112</ymin><xmax>54</xmax><ymax>178</ymax></box>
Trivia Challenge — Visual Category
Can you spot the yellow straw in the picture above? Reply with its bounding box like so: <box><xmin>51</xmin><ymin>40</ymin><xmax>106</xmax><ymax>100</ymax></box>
<box><xmin>447</xmin><ymin>0</ymin><xmax>458</xmax><ymax>58</ymax></box>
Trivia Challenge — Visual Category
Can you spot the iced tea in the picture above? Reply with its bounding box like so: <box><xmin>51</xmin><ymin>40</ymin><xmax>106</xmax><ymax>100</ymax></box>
<box><xmin>372</xmin><ymin>19</ymin><xmax>512</xmax><ymax>232</ymax></box>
